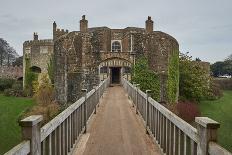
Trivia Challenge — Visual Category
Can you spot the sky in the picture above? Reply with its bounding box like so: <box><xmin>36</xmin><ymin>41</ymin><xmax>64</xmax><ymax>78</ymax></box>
<box><xmin>0</xmin><ymin>0</ymin><xmax>231</xmax><ymax>63</ymax></box>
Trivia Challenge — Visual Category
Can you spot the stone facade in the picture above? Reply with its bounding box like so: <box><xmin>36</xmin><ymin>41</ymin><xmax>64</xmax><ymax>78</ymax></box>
<box><xmin>23</xmin><ymin>33</ymin><xmax>54</xmax><ymax>86</ymax></box>
<box><xmin>23</xmin><ymin>15</ymin><xmax>180</xmax><ymax>105</ymax></box>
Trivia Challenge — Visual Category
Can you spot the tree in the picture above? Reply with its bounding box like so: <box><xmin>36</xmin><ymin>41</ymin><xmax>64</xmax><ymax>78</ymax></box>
<box><xmin>225</xmin><ymin>54</ymin><xmax>232</xmax><ymax>61</ymax></box>
<box><xmin>0</xmin><ymin>38</ymin><xmax>18</xmax><ymax>66</ymax></box>
<box><xmin>12</xmin><ymin>56</ymin><xmax>23</xmax><ymax>66</ymax></box>
<box><xmin>211</xmin><ymin>54</ymin><xmax>232</xmax><ymax>77</ymax></box>
<box><xmin>211</xmin><ymin>61</ymin><xmax>225</xmax><ymax>77</ymax></box>
<box><xmin>179</xmin><ymin>53</ymin><xmax>210</xmax><ymax>101</ymax></box>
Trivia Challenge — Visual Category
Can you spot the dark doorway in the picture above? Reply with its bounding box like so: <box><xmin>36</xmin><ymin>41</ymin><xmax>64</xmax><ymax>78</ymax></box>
<box><xmin>111</xmin><ymin>67</ymin><xmax>121</xmax><ymax>84</ymax></box>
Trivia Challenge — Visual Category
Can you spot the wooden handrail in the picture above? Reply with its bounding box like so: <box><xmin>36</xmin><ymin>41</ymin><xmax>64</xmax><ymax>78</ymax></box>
<box><xmin>5</xmin><ymin>78</ymin><xmax>110</xmax><ymax>155</ymax></box>
<box><xmin>121</xmin><ymin>78</ymin><xmax>232</xmax><ymax>155</ymax></box>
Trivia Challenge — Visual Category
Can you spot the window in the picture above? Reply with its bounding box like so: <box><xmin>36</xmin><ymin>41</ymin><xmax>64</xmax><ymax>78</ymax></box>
<box><xmin>112</xmin><ymin>41</ymin><xmax>121</xmax><ymax>52</ymax></box>
<box><xmin>40</xmin><ymin>46</ymin><xmax>48</xmax><ymax>54</ymax></box>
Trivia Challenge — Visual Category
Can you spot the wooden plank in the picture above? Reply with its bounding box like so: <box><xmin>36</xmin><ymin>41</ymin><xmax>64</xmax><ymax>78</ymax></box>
<box><xmin>48</xmin><ymin>134</ymin><xmax>52</xmax><ymax>155</ymax></box>
<box><xmin>178</xmin><ymin>129</ymin><xmax>181</xmax><ymax>155</ymax></box>
<box><xmin>41</xmin><ymin>97</ymin><xmax>85</xmax><ymax>141</ymax></box>
<box><xmin>57</xmin><ymin>126</ymin><xmax>61</xmax><ymax>155</ymax></box>
<box><xmin>52</xmin><ymin>130</ymin><xmax>56</xmax><ymax>155</ymax></box>
<box><xmin>4</xmin><ymin>140</ymin><xmax>30</xmax><ymax>155</ymax></box>
<box><xmin>148</xmin><ymin>97</ymin><xmax>198</xmax><ymax>142</ymax></box>
<box><xmin>169</xmin><ymin>121</ymin><xmax>172</xmax><ymax>155</ymax></box>
<box><xmin>184</xmin><ymin>134</ymin><xmax>187</xmax><ymax>155</ymax></box>
<box><xmin>208</xmin><ymin>142</ymin><xmax>232</xmax><ymax>155</ymax></box>
<box><xmin>173</xmin><ymin>125</ymin><xmax>176</xmax><ymax>155</ymax></box>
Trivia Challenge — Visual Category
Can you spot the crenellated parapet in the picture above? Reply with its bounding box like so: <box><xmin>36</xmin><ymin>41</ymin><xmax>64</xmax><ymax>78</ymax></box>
<box><xmin>53</xmin><ymin>21</ymin><xmax>69</xmax><ymax>40</ymax></box>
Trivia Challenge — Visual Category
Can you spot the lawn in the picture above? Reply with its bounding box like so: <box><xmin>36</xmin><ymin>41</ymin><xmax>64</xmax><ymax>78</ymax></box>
<box><xmin>199</xmin><ymin>90</ymin><xmax>232</xmax><ymax>153</ymax></box>
<box><xmin>0</xmin><ymin>94</ymin><xmax>34</xmax><ymax>155</ymax></box>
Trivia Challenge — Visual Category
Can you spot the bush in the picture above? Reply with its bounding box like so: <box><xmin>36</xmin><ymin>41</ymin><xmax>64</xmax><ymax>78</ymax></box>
<box><xmin>3</xmin><ymin>80</ymin><xmax>24</xmax><ymax>97</ymax></box>
<box><xmin>176</xmin><ymin>101</ymin><xmax>201</xmax><ymax>122</ymax></box>
<box><xmin>0</xmin><ymin>78</ymin><xmax>15</xmax><ymax>91</ymax></box>
<box><xmin>33</xmin><ymin>73</ymin><xmax>54</xmax><ymax>105</ymax></box>
<box><xmin>12</xmin><ymin>81</ymin><xmax>23</xmax><ymax>90</ymax></box>
<box><xmin>20</xmin><ymin>101</ymin><xmax>60</xmax><ymax>125</ymax></box>
<box><xmin>179</xmin><ymin>53</ymin><xmax>210</xmax><ymax>101</ymax></box>
<box><xmin>213</xmin><ymin>78</ymin><xmax>232</xmax><ymax>90</ymax></box>
<box><xmin>206</xmin><ymin>80</ymin><xmax>223</xmax><ymax>100</ymax></box>
<box><xmin>4</xmin><ymin>88</ymin><xmax>24</xmax><ymax>97</ymax></box>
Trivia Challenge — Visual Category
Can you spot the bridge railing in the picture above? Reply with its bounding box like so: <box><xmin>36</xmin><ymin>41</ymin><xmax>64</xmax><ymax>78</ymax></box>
<box><xmin>122</xmin><ymin>78</ymin><xmax>232</xmax><ymax>155</ymax></box>
<box><xmin>4</xmin><ymin>78</ymin><xmax>110</xmax><ymax>155</ymax></box>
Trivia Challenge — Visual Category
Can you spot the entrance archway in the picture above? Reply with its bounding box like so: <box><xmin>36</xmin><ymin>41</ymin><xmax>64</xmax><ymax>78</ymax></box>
<box><xmin>99</xmin><ymin>58</ymin><xmax>132</xmax><ymax>84</ymax></box>
<box><xmin>111</xmin><ymin>67</ymin><xmax>121</xmax><ymax>84</ymax></box>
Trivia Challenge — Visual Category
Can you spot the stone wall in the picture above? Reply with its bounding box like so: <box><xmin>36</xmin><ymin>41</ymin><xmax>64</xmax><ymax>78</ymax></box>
<box><xmin>23</xmin><ymin>37</ymin><xmax>54</xmax><ymax>87</ymax></box>
<box><xmin>24</xmin><ymin>16</ymin><xmax>180</xmax><ymax>105</ymax></box>
<box><xmin>0</xmin><ymin>66</ymin><xmax>23</xmax><ymax>79</ymax></box>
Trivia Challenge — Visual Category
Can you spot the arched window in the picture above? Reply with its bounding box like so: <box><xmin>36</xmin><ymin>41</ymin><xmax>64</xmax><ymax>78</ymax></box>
<box><xmin>112</xmin><ymin>41</ymin><xmax>121</xmax><ymax>52</ymax></box>
<box><xmin>30</xmin><ymin>66</ymin><xmax>41</xmax><ymax>73</ymax></box>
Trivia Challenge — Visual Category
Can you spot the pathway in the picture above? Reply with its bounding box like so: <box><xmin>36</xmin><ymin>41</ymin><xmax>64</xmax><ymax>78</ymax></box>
<box><xmin>73</xmin><ymin>86</ymin><xmax>161</xmax><ymax>155</ymax></box>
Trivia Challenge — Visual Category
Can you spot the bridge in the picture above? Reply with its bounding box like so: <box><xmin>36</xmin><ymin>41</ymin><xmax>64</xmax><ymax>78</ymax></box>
<box><xmin>5</xmin><ymin>78</ymin><xmax>231</xmax><ymax>155</ymax></box>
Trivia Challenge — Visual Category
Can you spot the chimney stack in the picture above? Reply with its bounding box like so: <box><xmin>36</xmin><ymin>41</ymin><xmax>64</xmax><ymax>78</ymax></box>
<box><xmin>145</xmin><ymin>16</ymin><xmax>154</xmax><ymax>33</ymax></box>
<box><xmin>80</xmin><ymin>15</ymin><xmax>88</xmax><ymax>32</ymax></box>
<box><xmin>33</xmin><ymin>32</ymin><xmax>38</xmax><ymax>40</ymax></box>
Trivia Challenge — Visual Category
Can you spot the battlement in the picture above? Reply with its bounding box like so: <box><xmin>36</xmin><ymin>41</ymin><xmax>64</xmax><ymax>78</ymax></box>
<box><xmin>23</xmin><ymin>39</ymin><xmax>54</xmax><ymax>46</ymax></box>
<box><xmin>53</xmin><ymin>21</ymin><xmax>69</xmax><ymax>40</ymax></box>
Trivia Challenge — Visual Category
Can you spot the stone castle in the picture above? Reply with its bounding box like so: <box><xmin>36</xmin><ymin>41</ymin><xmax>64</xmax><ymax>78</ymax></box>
<box><xmin>23</xmin><ymin>15</ymin><xmax>179</xmax><ymax>105</ymax></box>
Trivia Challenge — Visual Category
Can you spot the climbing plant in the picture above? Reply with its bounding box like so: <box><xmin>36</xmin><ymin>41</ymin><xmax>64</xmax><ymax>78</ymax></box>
<box><xmin>167</xmin><ymin>50</ymin><xmax>179</xmax><ymax>104</ymax></box>
<box><xmin>132</xmin><ymin>57</ymin><xmax>160</xmax><ymax>101</ymax></box>
<box><xmin>24</xmin><ymin>57</ymin><xmax>38</xmax><ymax>96</ymax></box>
<box><xmin>47</xmin><ymin>55</ymin><xmax>54</xmax><ymax>84</ymax></box>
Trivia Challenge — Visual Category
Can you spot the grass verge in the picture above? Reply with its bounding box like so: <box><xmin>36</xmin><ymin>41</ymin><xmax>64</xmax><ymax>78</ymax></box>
<box><xmin>0</xmin><ymin>94</ymin><xmax>34</xmax><ymax>154</ymax></box>
<box><xmin>199</xmin><ymin>90</ymin><xmax>232</xmax><ymax>152</ymax></box>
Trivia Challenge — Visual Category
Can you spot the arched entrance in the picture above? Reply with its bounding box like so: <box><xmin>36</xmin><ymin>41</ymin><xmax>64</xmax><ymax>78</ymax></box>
<box><xmin>99</xmin><ymin>58</ymin><xmax>132</xmax><ymax>84</ymax></box>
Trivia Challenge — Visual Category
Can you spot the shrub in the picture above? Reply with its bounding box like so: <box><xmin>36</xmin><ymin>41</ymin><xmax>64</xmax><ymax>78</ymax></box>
<box><xmin>0</xmin><ymin>78</ymin><xmax>15</xmax><ymax>91</ymax></box>
<box><xmin>12</xmin><ymin>81</ymin><xmax>23</xmax><ymax>91</ymax></box>
<box><xmin>176</xmin><ymin>101</ymin><xmax>201</xmax><ymax>122</ymax></box>
<box><xmin>206</xmin><ymin>80</ymin><xmax>223</xmax><ymax>100</ymax></box>
<box><xmin>33</xmin><ymin>73</ymin><xmax>54</xmax><ymax>105</ymax></box>
<box><xmin>179</xmin><ymin>53</ymin><xmax>210</xmax><ymax>101</ymax></box>
<box><xmin>3</xmin><ymin>88</ymin><xmax>23</xmax><ymax>97</ymax></box>
<box><xmin>213</xmin><ymin>78</ymin><xmax>232</xmax><ymax>90</ymax></box>
<box><xmin>20</xmin><ymin>101</ymin><xmax>60</xmax><ymax>125</ymax></box>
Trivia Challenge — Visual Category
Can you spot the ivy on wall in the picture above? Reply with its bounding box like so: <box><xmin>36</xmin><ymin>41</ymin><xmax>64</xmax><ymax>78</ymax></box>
<box><xmin>132</xmin><ymin>57</ymin><xmax>160</xmax><ymax>101</ymax></box>
<box><xmin>167</xmin><ymin>49</ymin><xmax>179</xmax><ymax>104</ymax></box>
<box><xmin>24</xmin><ymin>58</ymin><xmax>38</xmax><ymax>96</ymax></box>
<box><xmin>47</xmin><ymin>55</ymin><xmax>54</xmax><ymax>84</ymax></box>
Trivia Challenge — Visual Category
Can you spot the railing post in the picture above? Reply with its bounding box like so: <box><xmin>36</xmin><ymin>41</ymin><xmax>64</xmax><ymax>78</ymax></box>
<box><xmin>19</xmin><ymin>115</ymin><xmax>43</xmax><ymax>155</ymax></box>
<box><xmin>82</xmin><ymin>89</ymin><xmax>87</xmax><ymax>134</ymax></box>
<box><xmin>195</xmin><ymin>117</ymin><xmax>220</xmax><ymax>155</ymax></box>
<box><xmin>146</xmin><ymin>90</ymin><xmax>151</xmax><ymax>134</ymax></box>
<box><xmin>136</xmin><ymin>84</ymin><xmax>140</xmax><ymax>114</ymax></box>
<box><xmin>93</xmin><ymin>87</ymin><xmax>97</xmax><ymax>114</ymax></box>
<box><xmin>132</xmin><ymin>82</ymin><xmax>136</xmax><ymax>107</ymax></box>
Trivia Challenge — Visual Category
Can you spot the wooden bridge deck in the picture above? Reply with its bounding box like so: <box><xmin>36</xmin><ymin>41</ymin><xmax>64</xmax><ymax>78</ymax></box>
<box><xmin>73</xmin><ymin>86</ymin><xmax>161</xmax><ymax>155</ymax></box>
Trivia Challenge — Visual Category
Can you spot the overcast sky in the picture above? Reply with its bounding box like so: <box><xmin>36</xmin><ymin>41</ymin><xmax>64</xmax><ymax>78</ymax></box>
<box><xmin>0</xmin><ymin>0</ymin><xmax>231</xmax><ymax>63</ymax></box>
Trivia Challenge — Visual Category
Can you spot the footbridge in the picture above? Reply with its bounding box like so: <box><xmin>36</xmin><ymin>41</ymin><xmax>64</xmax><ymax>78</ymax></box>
<box><xmin>5</xmin><ymin>78</ymin><xmax>231</xmax><ymax>155</ymax></box>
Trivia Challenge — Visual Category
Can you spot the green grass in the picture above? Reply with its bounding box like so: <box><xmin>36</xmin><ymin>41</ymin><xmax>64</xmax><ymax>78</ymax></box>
<box><xmin>199</xmin><ymin>91</ymin><xmax>232</xmax><ymax>153</ymax></box>
<box><xmin>0</xmin><ymin>94</ymin><xmax>34</xmax><ymax>155</ymax></box>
